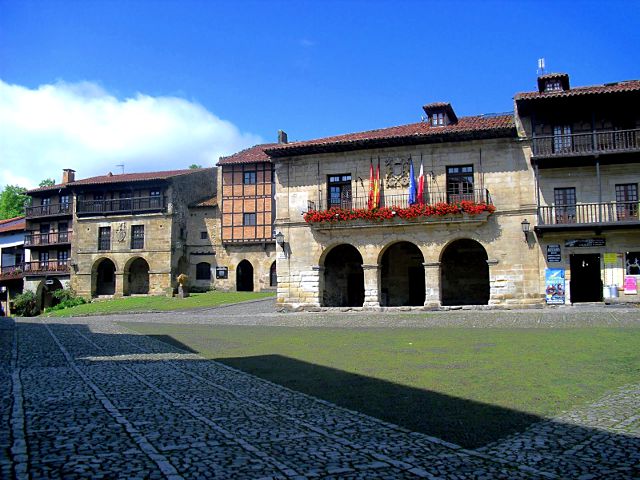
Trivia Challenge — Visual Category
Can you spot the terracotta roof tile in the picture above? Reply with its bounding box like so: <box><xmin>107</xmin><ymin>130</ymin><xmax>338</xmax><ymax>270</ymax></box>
<box><xmin>265</xmin><ymin>114</ymin><xmax>515</xmax><ymax>157</ymax></box>
<box><xmin>218</xmin><ymin>144</ymin><xmax>278</xmax><ymax>165</ymax></box>
<box><xmin>516</xmin><ymin>79</ymin><xmax>640</xmax><ymax>101</ymax></box>
<box><xmin>190</xmin><ymin>196</ymin><xmax>218</xmax><ymax>208</ymax></box>
<box><xmin>0</xmin><ymin>216</ymin><xmax>26</xmax><ymax>234</ymax></box>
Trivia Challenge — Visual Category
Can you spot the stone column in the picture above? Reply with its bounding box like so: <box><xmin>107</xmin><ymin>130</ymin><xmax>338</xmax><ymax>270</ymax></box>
<box><xmin>309</xmin><ymin>265</ymin><xmax>323</xmax><ymax>307</ymax></box>
<box><xmin>362</xmin><ymin>264</ymin><xmax>380</xmax><ymax>308</ymax></box>
<box><xmin>487</xmin><ymin>259</ymin><xmax>500</xmax><ymax>305</ymax></box>
<box><xmin>423</xmin><ymin>262</ymin><xmax>441</xmax><ymax>308</ymax></box>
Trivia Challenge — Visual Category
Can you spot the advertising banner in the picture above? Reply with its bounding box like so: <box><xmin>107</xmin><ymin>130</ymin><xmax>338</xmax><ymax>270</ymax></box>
<box><xmin>545</xmin><ymin>268</ymin><xmax>566</xmax><ymax>304</ymax></box>
<box><xmin>624</xmin><ymin>276</ymin><xmax>638</xmax><ymax>295</ymax></box>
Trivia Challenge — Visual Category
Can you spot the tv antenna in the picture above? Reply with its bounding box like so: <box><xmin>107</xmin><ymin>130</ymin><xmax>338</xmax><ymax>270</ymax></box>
<box><xmin>116</xmin><ymin>164</ymin><xmax>125</xmax><ymax>174</ymax></box>
<box><xmin>537</xmin><ymin>58</ymin><xmax>546</xmax><ymax>75</ymax></box>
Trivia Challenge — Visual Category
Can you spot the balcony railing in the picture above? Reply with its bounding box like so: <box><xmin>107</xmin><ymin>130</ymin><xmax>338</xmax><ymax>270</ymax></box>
<box><xmin>307</xmin><ymin>189</ymin><xmax>492</xmax><ymax>212</ymax></box>
<box><xmin>0</xmin><ymin>264</ymin><xmax>24</xmax><ymax>280</ymax></box>
<box><xmin>538</xmin><ymin>201</ymin><xmax>639</xmax><ymax>226</ymax></box>
<box><xmin>76</xmin><ymin>195</ymin><xmax>167</xmax><ymax>215</ymax></box>
<box><xmin>23</xmin><ymin>260</ymin><xmax>70</xmax><ymax>275</ymax></box>
<box><xmin>24</xmin><ymin>231</ymin><xmax>72</xmax><ymax>246</ymax></box>
<box><xmin>532</xmin><ymin>128</ymin><xmax>640</xmax><ymax>158</ymax></box>
<box><xmin>25</xmin><ymin>202</ymin><xmax>72</xmax><ymax>219</ymax></box>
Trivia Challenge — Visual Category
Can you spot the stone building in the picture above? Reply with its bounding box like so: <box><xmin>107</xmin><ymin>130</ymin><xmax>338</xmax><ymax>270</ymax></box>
<box><xmin>265</xmin><ymin>104</ymin><xmax>540</xmax><ymax>309</ymax></box>
<box><xmin>516</xmin><ymin>73</ymin><xmax>640</xmax><ymax>303</ymax></box>
<box><xmin>186</xmin><ymin>142</ymin><xmax>279</xmax><ymax>292</ymax></box>
<box><xmin>0</xmin><ymin>216</ymin><xmax>25</xmax><ymax>314</ymax></box>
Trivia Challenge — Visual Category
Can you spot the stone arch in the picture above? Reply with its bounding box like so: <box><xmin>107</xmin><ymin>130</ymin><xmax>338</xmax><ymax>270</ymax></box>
<box><xmin>440</xmin><ymin>238</ymin><xmax>489</xmax><ymax>306</ymax></box>
<box><xmin>269</xmin><ymin>261</ymin><xmax>277</xmax><ymax>287</ymax></box>
<box><xmin>322</xmin><ymin>244</ymin><xmax>364</xmax><ymax>307</ymax></box>
<box><xmin>124</xmin><ymin>257</ymin><xmax>150</xmax><ymax>295</ymax></box>
<box><xmin>236</xmin><ymin>260</ymin><xmax>254</xmax><ymax>291</ymax></box>
<box><xmin>36</xmin><ymin>277</ymin><xmax>63</xmax><ymax>311</ymax></box>
<box><xmin>380</xmin><ymin>241</ymin><xmax>425</xmax><ymax>306</ymax></box>
<box><xmin>93</xmin><ymin>257</ymin><xmax>116</xmax><ymax>296</ymax></box>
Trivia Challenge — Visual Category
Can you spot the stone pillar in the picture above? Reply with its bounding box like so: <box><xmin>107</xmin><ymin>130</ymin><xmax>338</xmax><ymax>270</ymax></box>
<box><xmin>487</xmin><ymin>259</ymin><xmax>500</xmax><ymax>305</ymax></box>
<box><xmin>362</xmin><ymin>264</ymin><xmax>380</xmax><ymax>308</ymax></box>
<box><xmin>423</xmin><ymin>262</ymin><xmax>441</xmax><ymax>308</ymax></box>
<box><xmin>308</xmin><ymin>265</ymin><xmax>323</xmax><ymax>307</ymax></box>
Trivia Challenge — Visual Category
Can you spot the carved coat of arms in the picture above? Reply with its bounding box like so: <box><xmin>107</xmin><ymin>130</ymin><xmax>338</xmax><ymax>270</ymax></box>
<box><xmin>384</xmin><ymin>158</ymin><xmax>411</xmax><ymax>188</ymax></box>
<box><xmin>116</xmin><ymin>222</ymin><xmax>127</xmax><ymax>242</ymax></box>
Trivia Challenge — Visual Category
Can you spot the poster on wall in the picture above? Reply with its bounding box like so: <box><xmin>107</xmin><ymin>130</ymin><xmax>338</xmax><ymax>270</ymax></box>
<box><xmin>545</xmin><ymin>268</ymin><xmax>566</xmax><ymax>304</ymax></box>
<box><xmin>624</xmin><ymin>276</ymin><xmax>638</xmax><ymax>295</ymax></box>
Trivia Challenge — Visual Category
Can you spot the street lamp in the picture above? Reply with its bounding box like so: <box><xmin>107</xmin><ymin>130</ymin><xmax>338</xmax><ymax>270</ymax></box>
<box><xmin>275</xmin><ymin>231</ymin><xmax>285</xmax><ymax>251</ymax></box>
<box><xmin>521</xmin><ymin>219</ymin><xmax>531</xmax><ymax>242</ymax></box>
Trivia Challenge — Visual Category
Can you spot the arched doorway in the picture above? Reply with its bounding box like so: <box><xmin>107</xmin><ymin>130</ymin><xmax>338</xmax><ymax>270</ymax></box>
<box><xmin>126</xmin><ymin>257</ymin><xmax>150</xmax><ymax>295</ymax></box>
<box><xmin>236</xmin><ymin>260</ymin><xmax>254</xmax><ymax>291</ymax></box>
<box><xmin>269</xmin><ymin>261</ymin><xmax>277</xmax><ymax>287</ymax></box>
<box><xmin>380</xmin><ymin>242</ymin><xmax>425</xmax><ymax>306</ymax></box>
<box><xmin>441</xmin><ymin>239</ymin><xmax>489</xmax><ymax>306</ymax></box>
<box><xmin>95</xmin><ymin>258</ymin><xmax>116</xmax><ymax>296</ymax></box>
<box><xmin>38</xmin><ymin>278</ymin><xmax>63</xmax><ymax>310</ymax></box>
<box><xmin>322</xmin><ymin>244</ymin><xmax>364</xmax><ymax>307</ymax></box>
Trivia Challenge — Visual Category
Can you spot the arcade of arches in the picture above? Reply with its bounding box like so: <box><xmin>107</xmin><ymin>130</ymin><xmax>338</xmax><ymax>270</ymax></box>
<box><xmin>91</xmin><ymin>256</ymin><xmax>150</xmax><ymax>297</ymax></box>
<box><xmin>320</xmin><ymin>239</ymin><xmax>491</xmax><ymax>308</ymax></box>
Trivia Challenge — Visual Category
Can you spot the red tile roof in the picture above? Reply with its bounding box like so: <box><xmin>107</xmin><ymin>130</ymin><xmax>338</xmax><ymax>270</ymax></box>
<box><xmin>27</xmin><ymin>168</ymin><xmax>213</xmax><ymax>194</ymax></box>
<box><xmin>265</xmin><ymin>114</ymin><xmax>515</xmax><ymax>157</ymax></box>
<box><xmin>217</xmin><ymin>144</ymin><xmax>277</xmax><ymax>165</ymax></box>
<box><xmin>516</xmin><ymin>79</ymin><xmax>640</xmax><ymax>101</ymax></box>
<box><xmin>0</xmin><ymin>216</ymin><xmax>26</xmax><ymax>234</ymax></box>
<box><xmin>190</xmin><ymin>196</ymin><xmax>218</xmax><ymax>208</ymax></box>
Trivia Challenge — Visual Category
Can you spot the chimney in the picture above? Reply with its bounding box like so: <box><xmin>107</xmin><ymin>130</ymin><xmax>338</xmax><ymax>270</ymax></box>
<box><xmin>278</xmin><ymin>130</ymin><xmax>288</xmax><ymax>144</ymax></box>
<box><xmin>62</xmin><ymin>169</ymin><xmax>76</xmax><ymax>184</ymax></box>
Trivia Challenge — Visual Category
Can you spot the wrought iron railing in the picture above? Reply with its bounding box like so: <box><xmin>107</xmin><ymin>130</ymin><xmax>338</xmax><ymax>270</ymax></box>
<box><xmin>23</xmin><ymin>260</ymin><xmax>70</xmax><ymax>274</ymax></box>
<box><xmin>76</xmin><ymin>195</ymin><xmax>167</xmax><ymax>215</ymax></box>
<box><xmin>307</xmin><ymin>189</ymin><xmax>492</xmax><ymax>212</ymax></box>
<box><xmin>538</xmin><ymin>201</ymin><xmax>639</xmax><ymax>226</ymax></box>
<box><xmin>25</xmin><ymin>202</ymin><xmax>72</xmax><ymax>218</ymax></box>
<box><xmin>24</xmin><ymin>231</ymin><xmax>72</xmax><ymax>246</ymax></box>
<box><xmin>532</xmin><ymin>128</ymin><xmax>640</xmax><ymax>158</ymax></box>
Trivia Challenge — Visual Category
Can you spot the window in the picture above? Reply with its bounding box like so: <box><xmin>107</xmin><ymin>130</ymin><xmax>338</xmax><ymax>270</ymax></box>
<box><xmin>150</xmin><ymin>190</ymin><xmax>161</xmax><ymax>208</ymax></box>
<box><xmin>615</xmin><ymin>184</ymin><xmax>638</xmax><ymax>220</ymax></box>
<box><xmin>196</xmin><ymin>262</ymin><xmax>212</xmax><ymax>280</ymax></box>
<box><xmin>243</xmin><ymin>171</ymin><xmax>257</xmax><ymax>185</ymax></box>
<box><xmin>131</xmin><ymin>225</ymin><xmax>144</xmax><ymax>249</ymax></box>
<box><xmin>200</xmin><ymin>231</ymin><xmax>208</xmax><ymax>240</ymax></box>
<box><xmin>243</xmin><ymin>213</ymin><xmax>256</xmax><ymax>225</ymax></box>
<box><xmin>431</xmin><ymin>112</ymin><xmax>445</xmax><ymax>126</ymax></box>
<box><xmin>60</xmin><ymin>194</ymin><xmax>70</xmax><ymax>205</ymax></box>
<box><xmin>446</xmin><ymin>165</ymin><xmax>474</xmax><ymax>202</ymax></box>
<box><xmin>119</xmin><ymin>192</ymin><xmax>132</xmax><ymax>210</ymax></box>
<box><xmin>553</xmin><ymin>125</ymin><xmax>572</xmax><ymax>152</ymax></box>
<box><xmin>98</xmin><ymin>227</ymin><xmax>111</xmax><ymax>251</ymax></box>
<box><xmin>39</xmin><ymin>251</ymin><xmax>49</xmax><ymax>268</ymax></box>
<box><xmin>58</xmin><ymin>222</ymin><xmax>69</xmax><ymax>243</ymax></box>
<box><xmin>57</xmin><ymin>250</ymin><xmax>68</xmax><ymax>264</ymax></box>
<box><xmin>41</xmin><ymin>197</ymin><xmax>51</xmax><ymax>215</ymax></box>
<box><xmin>626</xmin><ymin>252</ymin><xmax>640</xmax><ymax>275</ymax></box>
<box><xmin>554</xmin><ymin>188</ymin><xmax>576</xmax><ymax>224</ymax></box>
<box><xmin>328</xmin><ymin>174</ymin><xmax>352</xmax><ymax>209</ymax></box>
<box><xmin>545</xmin><ymin>79</ymin><xmax>562</xmax><ymax>92</ymax></box>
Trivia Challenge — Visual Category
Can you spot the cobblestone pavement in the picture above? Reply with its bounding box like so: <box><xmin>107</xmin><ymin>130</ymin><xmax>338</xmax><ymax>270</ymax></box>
<box><xmin>1</xmin><ymin>304</ymin><xmax>639</xmax><ymax>479</ymax></box>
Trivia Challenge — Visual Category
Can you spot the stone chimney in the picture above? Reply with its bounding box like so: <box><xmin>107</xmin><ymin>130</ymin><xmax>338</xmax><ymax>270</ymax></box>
<box><xmin>278</xmin><ymin>130</ymin><xmax>288</xmax><ymax>144</ymax></box>
<box><xmin>62</xmin><ymin>169</ymin><xmax>76</xmax><ymax>184</ymax></box>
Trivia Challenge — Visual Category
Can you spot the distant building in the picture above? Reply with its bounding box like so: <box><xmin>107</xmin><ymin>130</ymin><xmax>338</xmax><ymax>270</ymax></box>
<box><xmin>0</xmin><ymin>216</ymin><xmax>26</xmax><ymax>315</ymax></box>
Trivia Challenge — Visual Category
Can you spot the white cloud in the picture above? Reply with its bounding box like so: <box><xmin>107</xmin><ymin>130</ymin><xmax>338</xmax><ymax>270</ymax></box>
<box><xmin>0</xmin><ymin>79</ymin><xmax>262</xmax><ymax>188</ymax></box>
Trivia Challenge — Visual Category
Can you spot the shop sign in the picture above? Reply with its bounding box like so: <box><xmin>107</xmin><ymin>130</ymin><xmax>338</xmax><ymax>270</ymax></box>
<box><xmin>624</xmin><ymin>276</ymin><xmax>638</xmax><ymax>295</ymax></box>
<box><xmin>546</xmin><ymin>244</ymin><xmax>562</xmax><ymax>263</ymax></box>
<box><xmin>215</xmin><ymin>266</ymin><xmax>228</xmax><ymax>279</ymax></box>
<box><xmin>603</xmin><ymin>253</ymin><xmax>618</xmax><ymax>265</ymax></box>
<box><xmin>545</xmin><ymin>268</ymin><xmax>566</xmax><ymax>304</ymax></box>
<box><xmin>565</xmin><ymin>238</ymin><xmax>606</xmax><ymax>248</ymax></box>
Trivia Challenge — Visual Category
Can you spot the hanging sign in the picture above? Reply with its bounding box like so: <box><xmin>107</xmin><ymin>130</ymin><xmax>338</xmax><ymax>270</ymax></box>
<box><xmin>565</xmin><ymin>238</ymin><xmax>606</xmax><ymax>248</ymax></box>
<box><xmin>546</xmin><ymin>244</ymin><xmax>562</xmax><ymax>263</ymax></box>
<box><xmin>545</xmin><ymin>268</ymin><xmax>566</xmax><ymax>304</ymax></box>
<box><xmin>624</xmin><ymin>276</ymin><xmax>638</xmax><ymax>295</ymax></box>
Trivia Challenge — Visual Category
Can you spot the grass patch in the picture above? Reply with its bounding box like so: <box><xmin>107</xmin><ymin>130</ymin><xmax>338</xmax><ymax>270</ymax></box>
<box><xmin>120</xmin><ymin>322</ymin><xmax>640</xmax><ymax>447</ymax></box>
<box><xmin>44</xmin><ymin>291</ymin><xmax>274</xmax><ymax>317</ymax></box>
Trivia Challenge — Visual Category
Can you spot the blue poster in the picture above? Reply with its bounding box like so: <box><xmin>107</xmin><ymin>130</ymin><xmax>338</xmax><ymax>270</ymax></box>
<box><xmin>545</xmin><ymin>268</ymin><xmax>565</xmax><ymax>304</ymax></box>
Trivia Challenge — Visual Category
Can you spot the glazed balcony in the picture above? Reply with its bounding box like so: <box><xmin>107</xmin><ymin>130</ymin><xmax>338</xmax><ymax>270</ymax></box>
<box><xmin>24</xmin><ymin>231</ymin><xmax>72</xmax><ymax>247</ymax></box>
<box><xmin>23</xmin><ymin>260</ymin><xmax>70</xmax><ymax>275</ymax></box>
<box><xmin>76</xmin><ymin>195</ymin><xmax>167</xmax><ymax>216</ymax></box>
<box><xmin>537</xmin><ymin>201</ymin><xmax>640</xmax><ymax>232</ymax></box>
<box><xmin>0</xmin><ymin>264</ymin><xmax>24</xmax><ymax>280</ymax></box>
<box><xmin>25</xmin><ymin>202</ymin><xmax>72</xmax><ymax>219</ymax></box>
<box><xmin>532</xmin><ymin>128</ymin><xmax>640</xmax><ymax>159</ymax></box>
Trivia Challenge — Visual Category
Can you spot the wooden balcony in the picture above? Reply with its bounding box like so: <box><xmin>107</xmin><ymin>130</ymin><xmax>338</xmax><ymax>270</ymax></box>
<box><xmin>24</xmin><ymin>231</ymin><xmax>72</xmax><ymax>247</ymax></box>
<box><xmin>532</xmin><ymin>128</ymin><xmax>640</xmax><ymax>159</ymax></box>
<box><xmin>25</xmin><ymin>202</ymin><xmax>72</xmax><ymax>219</ymax></box>
<box><xmin>23</xmin><ymin>260</ymin><xmax>70</xmax><ymax>275</ymax></box>
<box><xmin>76</xmin><ymin>195</ymin><xmax>167</xmax><ymax>216</ymax></box>
<box><xmin>537</xmin><ymin>201</ymin><xmax>640</xmax><ymax>233</ymax></box>
<box><xmin>0</xmin><ymin>264</ymin><xmax>24</xmax><ymax>280</ymax></box>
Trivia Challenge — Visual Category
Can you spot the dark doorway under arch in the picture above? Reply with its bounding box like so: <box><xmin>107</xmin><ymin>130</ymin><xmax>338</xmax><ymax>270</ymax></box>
<box><xmin>269</xmin><ymin>261</ymin><xmax>277</xmax><ymax>287</ymax></box>
<box><xmin>322</xmin><ymin>244</ymin><xmax>364</xmax><ymax>307</ymax></box>
<box><xmin>236</xmin><ymin>260</ymin><xmax>254</xmax><ymax>291</ymax></box>
<box><xmin>127</xmin><ymin>257</ymin><xmax>150</xmax><ymax>295</ymax></box>
<box><xmin>38</xmin><ymin>278</ymin><xmax>63</xmax><ymax>310</ymax></box>
<box><xmin>95</xmin><ymin>258</ymin><xmax>116</xmax><ymax>296</ymax></box>
<box><xmin>381</xmin><ymin>242</ymin><xmax>425</xmax><ymax>306</ymax></box>
<box><xmin>441</xmin><ymin>239</ymin><xmax>489</xmax><ymax>306</ymax></box>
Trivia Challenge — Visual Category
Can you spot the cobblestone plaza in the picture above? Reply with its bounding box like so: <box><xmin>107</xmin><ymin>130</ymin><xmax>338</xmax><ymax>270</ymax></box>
<box><xmin>1</xmin><ymin>301</ymin><xmax>639</xmax><ymax>479</ymax></box>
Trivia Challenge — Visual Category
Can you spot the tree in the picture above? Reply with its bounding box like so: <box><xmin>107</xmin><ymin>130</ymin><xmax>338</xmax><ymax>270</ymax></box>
<box><xmin>0</xmin><ymin>185</ymin><xmax>29</xmax><ymax>219</ymax></box>
<box><xmin>39</xmin><ymin>178</ymin><xmax>56</xmax><ymax>187</ymax></box>
<box><xmin>189</xmin><ymin>164</ymin><xmax>202</xmax><ymax>169</ymax></box>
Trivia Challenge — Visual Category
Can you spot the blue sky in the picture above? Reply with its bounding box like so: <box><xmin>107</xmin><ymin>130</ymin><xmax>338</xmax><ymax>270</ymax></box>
<box><xmin>1</xmin><ymin>0</ymin><xmax>639</xmax><ymax>186</ymax></box>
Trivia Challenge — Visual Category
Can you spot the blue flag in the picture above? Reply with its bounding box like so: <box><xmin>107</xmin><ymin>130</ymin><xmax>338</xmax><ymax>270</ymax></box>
<box><xmin>408</xmin><ymin>160</ymin><xmax>417</xmax><ymax>205</ymax></box>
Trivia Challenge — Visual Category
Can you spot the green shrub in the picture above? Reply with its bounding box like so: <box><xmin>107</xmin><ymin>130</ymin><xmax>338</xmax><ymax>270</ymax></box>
<box><xmin>44</xmin><ymin>289</ymin><xmax>88</xmax><ymax>313</ymax></box>
<box><xmin>13</xmin><ymin>291</ymin><xmax>39</xmax><ymax>317</ymax></box>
